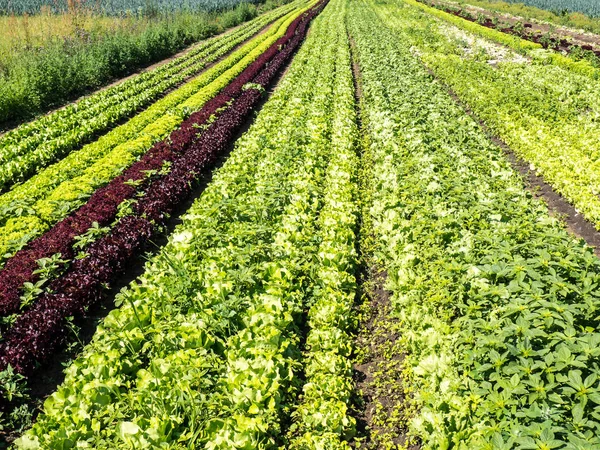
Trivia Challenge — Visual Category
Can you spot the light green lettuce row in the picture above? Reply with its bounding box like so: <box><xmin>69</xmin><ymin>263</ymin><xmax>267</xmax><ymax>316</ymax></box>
<box><xmin>0</xmin><ymin>1</ymin><xmax>300</xmax><ymax>192</ymax></box>
<box><xmin>16</xmin><ymin>2</ymin><xmax>342</xmax><ymax>447</ymax></box>
<box><xmin>288</xmin><ymin>10</ymin><xmax>359</xmax><ymax>449</ymax></box>
<box><xmin>202</xmin><ymin>6</ymin><xmax>343</xmax><ymax>447</ymax></box>
<box><xmin>0</xmin><ymin>2</ymin><xmax>311</xmax><ymax>267</ymax></box>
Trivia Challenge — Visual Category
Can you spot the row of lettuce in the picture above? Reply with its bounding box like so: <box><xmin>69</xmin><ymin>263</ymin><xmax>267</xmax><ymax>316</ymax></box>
<box><xmin>0</xmin><ymin>1</ymin><xmax>299</xmax><ymax>194</ymax></box>
<box><xmin>11</xmin><ymin>0</ymin><xmax>360</xmax><ymax>447</ymax></box>
<box><xmin>349</xmin><ymin>0</ymin><xmax>600</xmax><ymax>446</ymax></box>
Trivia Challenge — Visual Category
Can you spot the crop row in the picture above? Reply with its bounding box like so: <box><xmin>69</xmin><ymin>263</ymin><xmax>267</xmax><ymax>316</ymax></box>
<box><xmin>0</xmin><ymin>4</ymin><xmax>311</xmax><ymax>270</ymax></box>
<box><xmin>503</xmin><ymin>0</ymin><xmax>600</xmax><ymax>18</ymax></box>
<box><xmin>288</xmin><ymin>12</ymin><xmax>358</xmax><ymax>447</ymax></box>
<box><xmin>0</xmin><ymin>0</ymin><xmax>300</xmax><ymax>194</ymax></box>
<box><xmin>386</xmin><ymin>0</ymin><xmax>600</xmax><ymax>231</ymax></box>
<box><xmin>349</xmin><ymin>0</ymin><xmax>600</xmax><ymax>446</ymax></box>
<box><xmin>12</xmin><ymin>0</ymin><xmax>361</xmax><ymax>447</ymax></box>
<box><xmin>1</xmin><ymin>0</ymin><xmax>263</xmax><ymax>15</ymax></box>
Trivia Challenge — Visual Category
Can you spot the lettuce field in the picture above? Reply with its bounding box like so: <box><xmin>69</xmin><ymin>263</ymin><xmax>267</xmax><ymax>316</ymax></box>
<box><xmin>2</xmin><ymin>0</ymin><xmax>600</xmax><ymax>447</ymax></box>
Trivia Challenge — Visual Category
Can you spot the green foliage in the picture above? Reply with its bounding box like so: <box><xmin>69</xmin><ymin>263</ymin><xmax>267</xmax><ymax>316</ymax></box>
<box><xmin>0</xmin><ymin>1</ymin><xmax>282</xmax><ymax>127</ymax></box>
<box><xmin>288</xmin><ymin>5</ymin><xmax>359</xmax><ymax>445</ymax></box>
<box><xmin>0</xmin><ymin>0</ymin><xmax>260</xmax><ymax>15</ymax></box>
<box><xmin>501</xmin><ymin>0</ymin><xmax>600</xmax><ymax>18</ymax></box>
<box><xmin>0</xmin><ymin>366</ymin><xmax>34</xmax><ymax>436</ymax></box>
<box><xmin>403</xmin><ymin>0</ymin><xmax>600</xmax><ymax>231</ymax></box>
<box><xmin>19</xmin><ymin>253</ymin><xmax>69</xmax><ymax>309</ymax></box>
<box><xmin>15</xmin><ymin>2</ymin><xmax>360</xmax><ymax>447</ymax></box>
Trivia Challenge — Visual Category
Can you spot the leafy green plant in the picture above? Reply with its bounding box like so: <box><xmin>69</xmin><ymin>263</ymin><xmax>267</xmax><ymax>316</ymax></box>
<box><xmin>0</xmin><ymin>366</ymin><xmax>34</xmax><ymax>435</ymax></box>
<box><xmin>19</xmin><ymin>253</ymin><xmax>69</xmax><ymax>309</ymax></box>
<box><xmin>72</xmin><ymin>223</ymin><xmax>111</xmax><ymax>251</ymax></box>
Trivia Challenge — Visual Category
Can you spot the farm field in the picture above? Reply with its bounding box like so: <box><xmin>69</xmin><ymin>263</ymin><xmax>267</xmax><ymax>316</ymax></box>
<box><xmin>499</xmin><ymin>0</ymin><xmax>600</xmax><ymax>18</ymax></box>
<box><xmin>3</xmin><ymin>0</ymin><xmax>600</xmax><ymax>448</ymax></box>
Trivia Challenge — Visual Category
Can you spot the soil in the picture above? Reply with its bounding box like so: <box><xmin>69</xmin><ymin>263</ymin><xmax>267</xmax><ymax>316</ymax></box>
<box><xmin>352</xmin><ymin>270</ymin><xmax>416</xmax><ymax>449</ymax></box>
